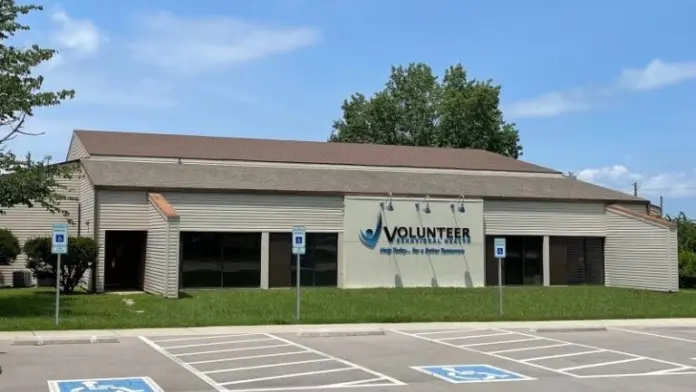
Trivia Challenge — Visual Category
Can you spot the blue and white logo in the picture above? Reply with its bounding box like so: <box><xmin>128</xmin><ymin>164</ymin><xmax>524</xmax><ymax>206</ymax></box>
<box><xmin>49</xmin><ymin>377</ymin><xmax>164</xmax><ymax>392</ymax></box>
<box><xmin>358</xmin><ymin>212</ymin><xmax>383</xmax><ymax>249</ymax></box>
<box><xmin>411</xmin><ymin>364</ymin><xmax>533</xmax><ymax>384</ymax></box>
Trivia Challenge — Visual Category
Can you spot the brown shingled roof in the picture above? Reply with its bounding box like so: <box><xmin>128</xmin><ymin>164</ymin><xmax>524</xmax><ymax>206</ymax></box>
<box><xmin>74</xmin><ymin>129</ymin><xmax>559</xmax><ymax>174</ymax></box>
<box><xmin>81</xmin><ymin>160</ymin><xmax>647</xmax><ymax>203</ymax></box>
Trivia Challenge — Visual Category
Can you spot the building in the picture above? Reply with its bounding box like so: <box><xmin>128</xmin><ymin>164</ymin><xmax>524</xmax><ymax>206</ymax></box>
<box><xmin>0</xmin><ymin>130</ymin><xmax>679</xmax><ymax>296</ymax></box>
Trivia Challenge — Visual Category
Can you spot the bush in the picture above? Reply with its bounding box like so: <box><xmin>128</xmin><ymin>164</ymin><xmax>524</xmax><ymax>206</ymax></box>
<box><xmin>0</xmin><ymin>228</ymin><xmax>21</xmax><ymax>266</ymax></box>
<box><xmin>678</xmin><ymin>250</ymin><xmax>696</xmax><ymax>289</ymax></box>
<box><xmin>23</xmin><ymin>236</ymin><xmax>98</xmax><ymax>294</ymax></box>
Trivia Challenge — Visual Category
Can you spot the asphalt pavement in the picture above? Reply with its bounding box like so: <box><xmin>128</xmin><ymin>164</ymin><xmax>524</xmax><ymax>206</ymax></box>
<box><xmin>3</xmin><ymin>325</ymin><xmax>696</xmax><ymax>391</ymax></box>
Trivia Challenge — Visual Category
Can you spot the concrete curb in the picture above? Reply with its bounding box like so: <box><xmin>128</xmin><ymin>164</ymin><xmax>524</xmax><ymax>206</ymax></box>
<box><xmin>531</xmin><ymin>327</ymin><xmax>607</xmax><ymax>333</ymax></box>
<box><xmin>1</xmin><ymin>318</ymin><xmax>696</xmax><ymax>340</ymax></box>
<box><xmin>298</xmin><ymin>329</ymin><xmax>386</xmax><ymax>337</ymax></box>
<box><xmin>12</xmin><ymin>336</ymin><xmax>120</xmax><ymax>346</ymax></box>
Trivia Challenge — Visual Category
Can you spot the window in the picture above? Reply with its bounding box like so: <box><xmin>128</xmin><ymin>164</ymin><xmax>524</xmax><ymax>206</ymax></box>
<box><xmin>269</xmin><ymin>232</ymin><xmax>338</xmax><ymax>287</ymax></box>
<box><xmin>485</xmin><ymin>236</ymin><xmax>543</xmax><ymax>286</ymax></box>
<box><xmin>180</xmin><ymin>232</ymin><xmax>262</xmax><ymax>288</ymax></box>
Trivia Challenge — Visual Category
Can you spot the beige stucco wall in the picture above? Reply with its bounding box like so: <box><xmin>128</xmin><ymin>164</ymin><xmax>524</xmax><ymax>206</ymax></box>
<box><xmin>342</xmin><ymin>196</ymin><xmax>485</xmax><ymax>288</ymax></box>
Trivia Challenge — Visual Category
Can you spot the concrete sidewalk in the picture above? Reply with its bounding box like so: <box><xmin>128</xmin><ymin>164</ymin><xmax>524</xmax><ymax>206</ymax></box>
<box><xmin>2</xmin><ymin>317</ymin><xmax>696</xmax><ymax>340</ymax></box>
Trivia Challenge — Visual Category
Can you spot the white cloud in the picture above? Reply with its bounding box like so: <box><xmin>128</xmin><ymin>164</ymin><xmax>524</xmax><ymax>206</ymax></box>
<box><xmin>129</xmin><ymin>11</ymin><xmax>321</xmax><ymax>75</ymax></box>
<box><xmin>37</xmin><ymin>10</ymin><xmax>175</xmax><ymax>110</ymax></box>
<box><xmin>505</xmin><ymin>89</ymin><xmax>591</xmax><ymax>118</ymax></box>
<box><xmin>577</xmin><ymin>164</ymin><xmax>696</xmax><ymax>199</ymax></box>
<box><xmin>616</xmin><ymin>59</ymin><xmax>696</xmax><ymax>91</ymax></box>
<box><xmin>50</xmin><ymin>9</ymin><xmax>104</xmax><ymax>56</ymax></box>
<box><xmin>507</xmin><ymin>58</ymin><xmax>696</xmax><ymax>119</ymax></box>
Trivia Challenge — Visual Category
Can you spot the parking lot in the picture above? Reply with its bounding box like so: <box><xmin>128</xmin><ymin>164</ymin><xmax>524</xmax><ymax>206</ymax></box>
<box><xmin>140</xmin><ymin>332</ymin><xmax>404</xmax><ymax>391</ymax></box>
<box><xmin>2</xmin><ymin>325</ymin><xmax>696</xmax><ymax>391</ymax></box>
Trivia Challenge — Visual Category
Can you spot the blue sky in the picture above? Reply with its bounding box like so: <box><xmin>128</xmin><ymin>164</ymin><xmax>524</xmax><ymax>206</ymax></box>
<box><xmin>8</xmin><ymin>0</ymin><xmax>696</xmax><ymax>216</ymax></box>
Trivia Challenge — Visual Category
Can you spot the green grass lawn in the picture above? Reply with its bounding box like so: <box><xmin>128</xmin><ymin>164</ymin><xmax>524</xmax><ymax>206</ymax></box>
<box><xmin>1</xmin><ymin>286</ymin><xmax>695</xmax><ymax>331</ymax></box>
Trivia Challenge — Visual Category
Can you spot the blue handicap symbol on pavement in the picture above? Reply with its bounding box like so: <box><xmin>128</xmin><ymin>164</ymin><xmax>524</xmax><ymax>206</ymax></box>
<box><xmin>412</xmin><ymin>364</ymin><xmax>532</xmax><ymax>384</ymax></box>
<box><xmin>50</xmin><ymin>377</ymin><xmax>162</xmax><ymax>392</ymax></box>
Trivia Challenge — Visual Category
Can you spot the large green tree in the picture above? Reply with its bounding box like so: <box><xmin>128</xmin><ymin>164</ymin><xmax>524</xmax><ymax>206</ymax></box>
<box><xmin>0</xmin><ymin>1</ymin><xmax>75</xmax><ymax>216</ymax></box>
<box><xmin>665</xmin><ymin>212</ymin><xmax>696</xmax><ymax>288</ymax></box>
<box><xmin>329</xmin><ymin>63</ymin><xmax>523</xmax><ymax>158</ymax></box>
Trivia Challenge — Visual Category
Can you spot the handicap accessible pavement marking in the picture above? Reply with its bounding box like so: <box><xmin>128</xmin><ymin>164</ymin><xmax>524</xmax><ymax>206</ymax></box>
<box><xmin>393</xmin><ymin>328</ymin><xmax>696</xmax><ymax>379</ymax></box>
<box><xmin>411</xmin><ymin>364</ymin><xmax>534</xmax><ymax>384</ymax></box>
<box><xmin>48</xmin><ymin>377</ymin><xmax>164</xmax><ymax>392</ymax></box>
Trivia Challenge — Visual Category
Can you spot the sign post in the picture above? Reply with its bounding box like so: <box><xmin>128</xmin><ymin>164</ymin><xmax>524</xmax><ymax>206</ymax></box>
<box><xmin>493</xmin><ymin>237</ymin><xmax>506</xmax><ymax>317</ymax></box>
<box><xmin>51</xmin><ymin>223</ymin><xmax>68</xmax><ymax>326</ymax></box>
<box><xmin>292</xmin><ymin>226</ymin><xmax>306</xmax><ymax>320</ymax></box>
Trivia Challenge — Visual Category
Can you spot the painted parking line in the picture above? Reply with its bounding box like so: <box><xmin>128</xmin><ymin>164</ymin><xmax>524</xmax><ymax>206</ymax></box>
<box><xmin>610</xmin><ymin>328</ymin><xmax>696</xmax><ymax>344</ymax></box>
<box><xmin>141</xmin><ymin>333</ymin><xmax>405</xmax><ymax>392</ymax></box>
<box><xmin>393</xmin><ymin>328</ymin><xmax>696</xmax><ymax>379</ymax></box>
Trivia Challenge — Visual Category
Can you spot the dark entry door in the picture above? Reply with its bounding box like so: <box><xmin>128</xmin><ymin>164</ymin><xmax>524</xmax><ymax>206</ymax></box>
<box><xmin>104</xmin><ymin>231</ymin><xmax>147</xmax><ymax>290</ymax></box>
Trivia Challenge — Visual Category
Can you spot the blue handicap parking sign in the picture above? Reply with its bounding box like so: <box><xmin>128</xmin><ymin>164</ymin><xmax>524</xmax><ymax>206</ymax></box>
<box><xmin>49</xmin><ymin>377</ymin><xmax>163</xmax><ymax>392</ymax></box>
<box><xmin>412</xmin><ymin>364</ymin><xmax>533</xmax><ymax>384</ymax></box>
<box><xmin>55</xmin><ymin>234</ymin><xmax>65</xmax><ymax>243</ymax></box>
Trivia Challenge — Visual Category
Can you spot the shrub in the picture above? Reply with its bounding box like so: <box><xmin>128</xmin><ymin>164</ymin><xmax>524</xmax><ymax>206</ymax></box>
<box><xmin>23</xmin><ymin>236</ymin><xmax>98</xmax><ymax>294</ymax></box>
<box><xmin>678</xmin><ymin>250</ymin><xmax>696</xmax><ymax>289</ymax></box>
<box><xmin>0</xmin><ymin>228</ymin><xmax>20</xmax><ymax>266</ymax></box>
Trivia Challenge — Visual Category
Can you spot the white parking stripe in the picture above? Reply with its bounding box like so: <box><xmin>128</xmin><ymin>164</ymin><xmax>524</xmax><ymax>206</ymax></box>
<box><xmin>226</xmin><ymin>385</ymin><xmax>399</xmax><ymax>392</ymax></box>
<box><xmin>439</xmin><ymin>332</ymin><xmax>513</xmax><ymax>341</ymax></box>
<box><xmin>460</xmin><ymin>337</ymin><xmax>543</xmax><ymax>347</ymax></box>
<box><xmin>611</xmin><ymin>328</ymin><xmax>696</xmax><ymax>344</ymax></box>
<box><xmin>490</xmin><ymin>328</ymin><xmax>694</xmax><ymax>370</ymax></box>
<box><xmin>326</xmin><ymin>377</ymin><xmax>384</xmax><ymax>387</ymax></box>
<box><xmin>393</xmin><ymin>328</ymin><xmax>696</xmax><ymax>379</ymax></box>
<box><xmin>391</xmin><ymin>329</ymin><xmax>578</xmax><ymax>378</ymax></box>
<box><xmin>173</xmin><ymin>344</ymin><xmax>291</xmax><ymax>357</ymax></box>
<box><xmin>140</xmin><ymin>336</ymin><xmax>227</xmax><ymax>392</ymax></box>
<box><xmin>151</xmin><ymin>333</ymin><xmax>258</xmax><ymax>343</ymax></box>
<box><xmin>143</xmin><ymin>333</ymin><xmax>405</xmax><ymax>391</ymax></box>
<box><xmin>166</xmin><ymin>338</ymin><xmax>274</xmax><ymax>349</ymax></box>
<box><xmin>202</xmin><ymin>358</ymin><xmax>331</xmax><ymax>374</ymax></box>
<box><xmin>185</xmin><ymin>350</ymin><xmax>310</xmax><ymax>365</ymax></box>
<box><xmin>560</xmin><ymin>357</ymin><xmax>645</xmax><ymax>372</ymax></box>
<box><xmin>415</xmin><ymin>329</ymin><xmax>481</xmax><ymax>336</ymax></box>
<box><xmin>522</xmin><ymin>350</ymin><xmax>604</xmax><ymax>362</ymax></box>
<box><xmin>219</xmin><ymin>367</ymin><xmax>355</xmax><ymax>386</ymax></box>
<box><xmin>265</xmin><ymin>333</ymin><xmax>407</xmax><ymax>386</ymax></box>
<box><xmin>490</xmin><ymin>343</ymin><xmax>570</xmax><ymax>354</ymax></box>
<box><xmin>649</xmin><ymin>366</ymin><xmax>692</xmax><ymax>374</ymax></box>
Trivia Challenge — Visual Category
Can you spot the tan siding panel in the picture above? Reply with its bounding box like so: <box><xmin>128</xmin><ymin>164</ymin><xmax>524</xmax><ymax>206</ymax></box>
<box><xmin>79</xmin><ymin>173</ymin><xmax>95</xmax><ymax>238</ymax></box>
<box><xmin>0</xmin><ymin>174</ymin><xmax>80</xmax><ymax>286</ymax></box>
<box><xmin>167</xmin><ymin>219</ymin><xmax>180</xmax><ymax>298</ymax></box>
<box><xmin>605</xmin><ymin>211</ymin><xmax>677</xmax><ymax>292</ymax></box>
<box><xmin>95</xmin><ymin>190</ymin><xmax>148</xmax><ymax>292</ymax></box>
<box><xmin>67</xmin><ymin>136</ymin><xmax>90</xmax><ymax>160</ymax></box>
<box><xmin>144</xmin><ymin>203</ymin><xmax>167</xmax><ymax>296</ymax></box>
<box><xmin>615</xmin><ymin>203</ymin><xmax>649</xmax><ymax>214</ymax></box>
<box><xmin>484</xmin><ymin>201</ymin><xmax>606</xmax><ymax>236</ymax></box>
<box><xmin>163</xmin><ymin>192</ymin><xmax>344</xmax><ymax>232</ymax></box>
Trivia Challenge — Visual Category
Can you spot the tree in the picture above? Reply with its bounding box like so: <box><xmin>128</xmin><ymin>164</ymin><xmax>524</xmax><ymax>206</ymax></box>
<box><xmin>665</xmin><ymin>212</ymin><xmax>696</xmax><ymax>288</ymax></box>
<box><xmin>24</xmin><ymin>236</ymin><xmax>97</xmax><ymax>294</ymax></box>
<box><xmin>329</xmin><ymin>63</ymin><xmax>523</xmax><ymax>158</ymax></box>
<box><xmin>0</xmin><ymin>227</ymin><xmax>20</xmax><ymax>265</ymax></box>
<box><xmin>0</xmin><ymin>1</ymin><xmax>76</xmax><ymax>216</ymax></box>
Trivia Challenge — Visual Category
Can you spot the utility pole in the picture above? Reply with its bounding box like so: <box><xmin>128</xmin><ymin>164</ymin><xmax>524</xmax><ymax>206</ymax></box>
<box><xmin>633</xmin><ymin>182</ymin><xmax>639</xmax><ymax>196</ymax></box>
<box><xmin>659</xmin><ymin>195</ymin><xmax>664</xmax><ymax>217</ymax></box>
